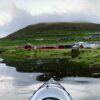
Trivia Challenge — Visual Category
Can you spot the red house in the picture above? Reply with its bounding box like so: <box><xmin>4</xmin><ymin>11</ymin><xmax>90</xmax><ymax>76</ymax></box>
<box><xmin>58</xmin><ymin>45</ymin><xmax>64</xmax><ymax>49</ymax></box>
<box><xmin>23</xmin><ymin>43</ymin><xmax>33</xmax><ymax>50</ymax></box>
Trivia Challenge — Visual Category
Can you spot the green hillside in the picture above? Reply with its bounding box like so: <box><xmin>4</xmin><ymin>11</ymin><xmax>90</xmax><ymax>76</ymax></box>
<box><xmin>0</xmin><ymin>22</ymin><xmax>100</xmax><ymax>47</ymax></box>
<box><xmin>4</xmin><ymin>22</ymin><xmax>100</xmax><ymax>40</ymax></box>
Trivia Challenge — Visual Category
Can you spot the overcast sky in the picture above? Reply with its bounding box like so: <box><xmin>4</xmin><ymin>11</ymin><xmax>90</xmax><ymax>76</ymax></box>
<box><xmin>0</xmin><ymin>0</ymin><xmax>100</xmax><ymax>38</ymax></box>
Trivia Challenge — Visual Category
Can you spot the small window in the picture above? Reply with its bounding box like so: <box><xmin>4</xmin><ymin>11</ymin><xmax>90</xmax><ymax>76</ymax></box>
<box><xmin>42</xmin><ymin>97</ymin><xmax>59</xmax><ymax>100</ymax></box>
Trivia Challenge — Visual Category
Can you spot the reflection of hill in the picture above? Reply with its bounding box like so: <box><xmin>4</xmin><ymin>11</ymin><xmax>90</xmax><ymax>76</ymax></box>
<box><xmin>3</xmin><ymin>58</ymin><xmax>100</xmax><ymax>81</ymax></box>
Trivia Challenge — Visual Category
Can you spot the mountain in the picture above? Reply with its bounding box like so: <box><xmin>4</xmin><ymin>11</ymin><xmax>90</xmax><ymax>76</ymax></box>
<box><xmin>3</xmin><ymin>22</ymin><xmax>100</xmax><ymax>40</ymax></box>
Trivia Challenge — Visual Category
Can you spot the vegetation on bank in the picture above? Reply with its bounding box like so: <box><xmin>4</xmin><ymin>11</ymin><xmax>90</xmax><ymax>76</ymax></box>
<box><xmin>1</xmin><ymin>47</ymin><xmax>100</xmax><ymax>64</ymax></box>
<box><xmin>0</xmin><ymin>48</ymin><xmax>100</xmax><ymax>76</ymax></box>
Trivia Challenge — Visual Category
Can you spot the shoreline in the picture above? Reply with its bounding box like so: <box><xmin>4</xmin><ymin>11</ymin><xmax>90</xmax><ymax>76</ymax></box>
<box><xmin>1</xmin><ymin>57</ymin><xmax>100</xmax><ymax>80</ymax></box>
<box><xmin>0</xmin><ymin>47</ymin><xmax>100</xmax><ymax>79</ymax></box>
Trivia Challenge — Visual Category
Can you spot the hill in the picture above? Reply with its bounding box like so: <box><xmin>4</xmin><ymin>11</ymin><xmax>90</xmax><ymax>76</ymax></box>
<box><xmin>3</xmin><ymin>22</ymin><xmax>100</xmax><ymax>40</ymax></box>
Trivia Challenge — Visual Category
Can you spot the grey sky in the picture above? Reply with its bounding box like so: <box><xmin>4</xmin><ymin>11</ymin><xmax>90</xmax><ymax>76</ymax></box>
<box><xmin>0</xmin><ymin>0</ymin><xmax>100</xmax><ymax>38</ymax></box>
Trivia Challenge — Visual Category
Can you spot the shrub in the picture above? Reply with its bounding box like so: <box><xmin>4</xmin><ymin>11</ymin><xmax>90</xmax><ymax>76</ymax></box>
<box><xmin>71</xmin><ymin>48</ymin><xmax>80</xmax><ymax>58</ymax></box>
<box><xmin>0</xmin><ymin>48</ymin><xmax>8</xmax><ymax>54</ymax></box>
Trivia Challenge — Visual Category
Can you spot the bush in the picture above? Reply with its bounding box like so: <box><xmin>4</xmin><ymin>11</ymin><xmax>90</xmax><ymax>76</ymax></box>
<box><xmin>71</xmin><ymin>48</ymin><xmax>80</xmax><ymax>58</ymax></box>
<box><xmin>0</xmin><ymin>48</ymin><xmax>8</xmax><ymax>54</ymax></box>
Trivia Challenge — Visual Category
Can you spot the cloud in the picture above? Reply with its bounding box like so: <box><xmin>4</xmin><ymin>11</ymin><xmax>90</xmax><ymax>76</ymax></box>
<box><xmin>0</xmin><ymin>2</ymin><xmax>35</xmax><ymax>37</ymax></box>
<box><xmin>0</xmin><ymin>0</ymin><xmax>100</xmax><ymax>38</ymax></box>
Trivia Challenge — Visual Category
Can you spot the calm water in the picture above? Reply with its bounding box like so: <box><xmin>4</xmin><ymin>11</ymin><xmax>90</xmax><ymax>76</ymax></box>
<box><xmin>0</xmin><ymin>59</ymin><xmax>100</xmax><ymax>100</ymax></box>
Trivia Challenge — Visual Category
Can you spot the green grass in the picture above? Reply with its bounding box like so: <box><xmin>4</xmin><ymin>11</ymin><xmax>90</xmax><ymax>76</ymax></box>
<box><xmin>0</xmin><ymin>47</ymin><xmax>100</xmax><ymax>65</ymax></box>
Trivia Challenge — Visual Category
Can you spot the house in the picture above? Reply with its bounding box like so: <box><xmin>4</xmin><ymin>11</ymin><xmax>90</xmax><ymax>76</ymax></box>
<box><xmin>73</xmin><ymin>42</ymin><xmax>97</xmax><ymax>48</ymax></box>
<box><xmin>23</xmin><ymin>43</ymin><xmax>33</xmax><ymax>50</ymax></box>
<box><xmin>58</xmin><ymin>45</ymin><xmax>64</xmax><ymax>49</ymax></box>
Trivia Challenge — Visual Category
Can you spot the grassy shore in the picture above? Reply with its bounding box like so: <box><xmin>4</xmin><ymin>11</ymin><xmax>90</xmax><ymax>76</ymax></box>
<box><xmin>1</xmin><ymin>47</ymin><xmax>100</xmax><ymax>63</ymax></box>
<box><xmin>0</xmin><ymin>47</ymin><xmax>100</xmax><ymax>78</ymax></box>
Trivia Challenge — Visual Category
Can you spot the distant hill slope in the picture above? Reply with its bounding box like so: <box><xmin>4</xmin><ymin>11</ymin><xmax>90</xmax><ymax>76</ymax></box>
<box><xmin>4</xmin><ymin>22</ymin><xmax>100</xmax><ymax>40</ymax></box>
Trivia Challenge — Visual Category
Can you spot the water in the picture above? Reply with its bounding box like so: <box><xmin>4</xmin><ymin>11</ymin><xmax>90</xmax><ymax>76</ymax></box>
<box><xmin>0</xmin><ymin>60</ymin><xmax>100</xmax><ymax>100</ymax></box>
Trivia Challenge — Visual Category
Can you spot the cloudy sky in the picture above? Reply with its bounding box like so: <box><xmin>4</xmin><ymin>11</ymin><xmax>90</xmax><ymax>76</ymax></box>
<box><xmin>0</xmin><ymin>0</ymin><xmax>100</xmax><ymax>38</ymax></box>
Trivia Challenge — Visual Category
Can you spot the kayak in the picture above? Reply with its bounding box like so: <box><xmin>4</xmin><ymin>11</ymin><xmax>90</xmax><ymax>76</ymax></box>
<box><xmin>30</xmin><ymin>78</ymin><xmax>73</xmax><ymax>100</ymax></box>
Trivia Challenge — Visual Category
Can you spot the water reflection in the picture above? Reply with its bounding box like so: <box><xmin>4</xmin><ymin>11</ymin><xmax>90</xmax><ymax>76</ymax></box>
<box><xmin>2</xmin><ymin>58</ymin><xmax>100</xmax><ymax>80</ymax></box>
<box><xmin>0</xmin><ymin>61</ymin><xmax>100</xmax><ymax>100</ymax></box>
<box><xmin>0</xmin><ymin>62</ymin><xmax>41</xmax><ymax>100</ymax></box>
<box><xmin>36</xmin><ymin>73</ymin><xmax>62</xmax><ymax>81</ymax></box>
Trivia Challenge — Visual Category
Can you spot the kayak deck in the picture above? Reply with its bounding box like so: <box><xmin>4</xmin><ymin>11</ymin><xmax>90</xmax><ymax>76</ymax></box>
<box><xmin>30</xmin><ymin>78</ymin><xmax>73</xmax><ymax>100</ymax></box>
